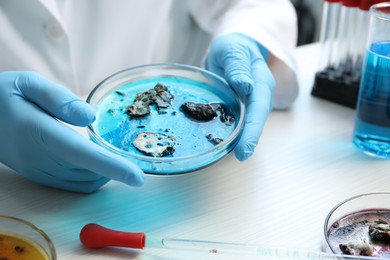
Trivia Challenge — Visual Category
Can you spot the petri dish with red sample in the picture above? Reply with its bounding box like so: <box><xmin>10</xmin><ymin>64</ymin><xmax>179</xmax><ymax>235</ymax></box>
<box><xmin>324</xmin><ymin>192</ymin><xmax>390</xmax><ymax>258</ymax></box>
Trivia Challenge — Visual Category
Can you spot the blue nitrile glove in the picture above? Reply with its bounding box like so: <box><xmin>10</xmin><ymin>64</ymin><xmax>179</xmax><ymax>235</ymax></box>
<box><xmin>206</xmin><ymin>33</ymin><xmax>275</xmax><ymax>161</ymax></box>
<box><xmin>0</xmin><ymin>71</ymin><xmax>144</xmax><ymax>193</ymax></box>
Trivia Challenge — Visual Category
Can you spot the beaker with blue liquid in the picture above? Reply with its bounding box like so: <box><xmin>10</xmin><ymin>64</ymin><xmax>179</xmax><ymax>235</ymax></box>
<box><xmin>353</xmin><ymin>2</ymin><xmax>390</xmax><ymax>158</ymax></box>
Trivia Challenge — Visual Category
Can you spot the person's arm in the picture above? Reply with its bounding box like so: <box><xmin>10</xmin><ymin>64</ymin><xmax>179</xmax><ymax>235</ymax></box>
<box><xmin>0</xmin><ymin>71</ymin><xmax>144</xmax><ymax>193</ymax></box>
<box><xmin>189</xmin><ymin>0</ymin><xmax>299</xmax><ymax>109</ymax></box>
<box><xmin>188</xmin><ymin>0</ymin><xmax>299</xmax><ymax>160</ymax></box>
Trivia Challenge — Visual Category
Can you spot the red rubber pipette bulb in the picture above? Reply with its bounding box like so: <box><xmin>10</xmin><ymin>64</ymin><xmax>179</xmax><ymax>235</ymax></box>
<box><xmin>80</xmin><ymin>223</ymin><xmax>146</xmax><ymax>249</ymax></box>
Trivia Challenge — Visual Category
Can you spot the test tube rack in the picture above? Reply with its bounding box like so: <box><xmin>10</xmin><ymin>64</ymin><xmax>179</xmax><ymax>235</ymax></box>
<box><xmin>311</xmin><ymin>65</ymin><xmax>360</xmax><ymax>109</ymax></box>
<box><xmin>311</xmin><ymin>0</ymin><xmax>384</xmax><ymax>109</ymax></box>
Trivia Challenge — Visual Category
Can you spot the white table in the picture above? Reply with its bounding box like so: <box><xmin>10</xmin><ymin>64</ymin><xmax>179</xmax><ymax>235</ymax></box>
<box><xmin>1</xmin><ymin>43</ymin><xmax>389</xmax><ymax>260</ymax></box>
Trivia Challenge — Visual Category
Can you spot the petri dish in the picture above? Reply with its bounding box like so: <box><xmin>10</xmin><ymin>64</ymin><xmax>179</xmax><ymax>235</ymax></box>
<box><xmin>324</xmin><ymin>192</ymin><xmax>390</xmax><ymax>258</ymax></box>
<box><xmin>0</xmin><ymin>215</ymin><xmax>56</xmax><ymax>260</ymax></box>
<box><xmin>87</xmin><ymin>63</ymin><xmax>245</xmax><ymax>175</ymax></box>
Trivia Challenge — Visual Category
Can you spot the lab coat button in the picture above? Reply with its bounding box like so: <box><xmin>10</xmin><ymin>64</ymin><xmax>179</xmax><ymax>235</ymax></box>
<box><xmin>45</xmin><ymin>20</ymin><xmax>64</xmax><ymax>39</ymax></box>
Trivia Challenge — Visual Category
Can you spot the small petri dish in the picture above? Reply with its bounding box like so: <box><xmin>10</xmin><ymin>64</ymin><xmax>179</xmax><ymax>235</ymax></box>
<box><xmin>0</xmin><ymin>215</ymin><xmax>56</xmax><ymax>260</ymax></box>
<box><xmin>87</xmin><ymin>63</ymin><xmax>245</xmax><ymax>175</ymax></box>
<box><xmin>324</xmin><ymin>192</ymin><xmax>390</xmax><ymax>258</ymax></box>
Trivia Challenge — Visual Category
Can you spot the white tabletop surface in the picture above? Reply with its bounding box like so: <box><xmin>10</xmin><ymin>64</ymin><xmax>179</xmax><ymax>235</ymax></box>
<box><xmin>1</xmin><ymin>42</ymin><xmax>389</xmax><ymax>260</ymax></box>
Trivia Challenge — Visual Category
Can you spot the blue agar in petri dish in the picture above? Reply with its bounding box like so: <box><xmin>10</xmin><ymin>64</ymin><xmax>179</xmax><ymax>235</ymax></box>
<box><xmin>87</xmin><ymin>64</ymin><xmax>245</xmax><ymax>175</ymax></box>
<box><xmin>353</xmin><ymin>41</ymin><xmax>390</xmax><ymax>158</ymax></box>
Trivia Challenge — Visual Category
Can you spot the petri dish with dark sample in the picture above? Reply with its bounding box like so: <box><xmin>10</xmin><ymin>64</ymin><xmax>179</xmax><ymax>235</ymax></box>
<box><xmin>87</xmin><ymin>63</ymin><xmax>245</xmax><ymax>175</ymax></box>
<box><xmin>324</xmin><ymin>192</ymin><xmax>390</xmax><ymax>258</ymax></box>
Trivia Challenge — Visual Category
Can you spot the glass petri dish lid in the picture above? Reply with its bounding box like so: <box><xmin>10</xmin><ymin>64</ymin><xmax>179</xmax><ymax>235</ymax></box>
<box><xmin>87</xmin><ymin>63</ymin><xmax>245</xmax><ymax>175</ymax></box>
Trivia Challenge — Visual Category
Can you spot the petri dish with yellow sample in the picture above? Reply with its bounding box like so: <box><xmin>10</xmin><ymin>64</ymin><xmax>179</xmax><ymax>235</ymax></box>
<box><xmin>0</xmin><ymin>215</ymin><xmax>56</xmax><ymax>260</ymax></box>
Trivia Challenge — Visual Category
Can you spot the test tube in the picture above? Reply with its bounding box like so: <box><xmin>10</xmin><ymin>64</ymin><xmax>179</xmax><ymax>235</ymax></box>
<box><xmin>318</xmin><ymin>0</ymin><xmax>341</xmax><ymax>71</ymax></box>
<box><xmin>334</xmin><ymin>0</ymin><xmax>360</xmax><ymax>79</ymax></box>
<box><xmin>353</xmin><ymin>0</ymin><xmax>377</xmax><ymax>81</ymax></box>
<box><xmin>312</xmin><ymin>0</ymin><xmax>365</xmax><ymax>108</ymax></box>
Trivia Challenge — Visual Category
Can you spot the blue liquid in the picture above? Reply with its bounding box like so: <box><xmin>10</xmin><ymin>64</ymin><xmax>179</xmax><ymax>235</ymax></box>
<box><xmin>92</xmin><ymin>77</ymin><xmax>237</xmax><ymax>157</ymax></box>
<box><xmin>353</xmin><ymin>41</ymin><xmax>390</xmax><ymax>157</ymax></box>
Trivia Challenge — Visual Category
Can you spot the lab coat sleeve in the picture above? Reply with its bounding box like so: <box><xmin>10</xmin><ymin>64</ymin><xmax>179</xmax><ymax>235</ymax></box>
<box><xmin>188</xmin><ymin>0</ymin><xmax>299</xmax><ymax>110</ymax></box>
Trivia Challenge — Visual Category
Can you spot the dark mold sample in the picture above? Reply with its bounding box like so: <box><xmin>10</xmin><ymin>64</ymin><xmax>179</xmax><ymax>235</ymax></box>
<box><xmin>339</xmin><ymin>241</ymin><xmax>374</xmax><ymax>256</ymax></box>
<box><xmin>126</xmin><ymin>83</ymin><xmax>174</xmax><ymax>117</ymax></box>
<box><xmin>369</xmin><ymin>221</ymin><xmax>390</xmax><ymax>244</ymax></box>
<box><xmin>206</xmin><ymin>134</ymin><xmax>223</xmax><ymax>145</ymax></box>
<box><xmin>132</xmin><ymin>132</ymin><xmax>175</xmax><ymax>157</ymax></box>
<box><xmin>181</xmin><ymin>102</ymin><xmax>235</xmax><ymax>125</ymax></box>
<box><xmin>181</xmin><ymin>102</ymin><xmax>217</xmax><ymax>121</ymax></box>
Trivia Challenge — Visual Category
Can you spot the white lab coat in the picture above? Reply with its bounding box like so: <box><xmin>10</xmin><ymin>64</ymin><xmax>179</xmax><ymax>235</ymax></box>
<box><xmin>0</xmin><ymin>0</ymin><xmax>298</xmax><ymax>109</ymax></box>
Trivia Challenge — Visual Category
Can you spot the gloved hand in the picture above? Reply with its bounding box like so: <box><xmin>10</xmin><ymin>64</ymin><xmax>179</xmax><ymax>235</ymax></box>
<box><xmin>206</xmin><ymin>33</ymin><xmax>275</xmax><ymax>161</ymax></box>
<box><xmin>0</xmin><ymin>71</ymin><xmax>144</xmax><ymax>193</ymax></box>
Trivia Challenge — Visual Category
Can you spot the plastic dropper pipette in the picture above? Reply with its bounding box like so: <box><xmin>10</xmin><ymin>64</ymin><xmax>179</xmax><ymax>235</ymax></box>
<box><xmin>79</xmin><ymin>223</ymin><xmax>385</xmax><ymax>259</ymax></box>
